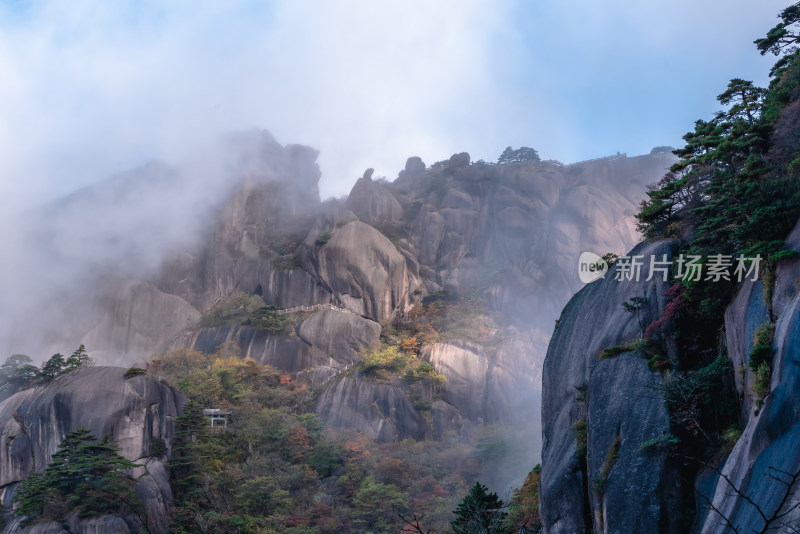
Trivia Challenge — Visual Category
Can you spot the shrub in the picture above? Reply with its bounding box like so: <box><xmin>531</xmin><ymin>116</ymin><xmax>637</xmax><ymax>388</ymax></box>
<box><xmin>243</xmin><ymin>306</ymin><xmax>285</xmax><ymax>333</ymax></box>
<box><xmin>271</xmin><ymin>255</ymin><xmax>300</xmax><ymax>271</ymax></box>
<box><xmin>599</xmin><ymin>339</ymin><xmax>647</xmax><ymax>360</ymax></box>
<box><xmin>362</xmin><ymin>346</ymin><xmax>408</xmax><ymax>374</ymax></box>
<box><xmin>200</xmin><ymin>292</ymin><xmax>265</xmax><ymax>328</ymax></box>
<box><xmin>123</xmin><ymin>367</ymin><xmax>147</xmax><ymax>379</ymax></box>
<box><xmin>639</xmin><ymin>434</ymin><xmax>680</xmax><ymax>452</ymax></box>
<box><xmin>150</xmin><ymin>437</ymin><xmax>167</xmax><ymax>459</ymax></box>
<box><xmin>315</xmin><ymin>232</ymin><xmax>332</xmax><ymax>245</ymax></box>
<box><xmin>361</xmin><ymin>346</ymin><xmax>445</xmax><ymax>383</ymax></box>
<box><xmin>753</xmin><ymin>361</ymin><xmax>771</xmax><ymax>406</ymax></box>
<box><xmin>574</xmin><ymin>419</ymin><xmax>587</xmax><ymax>459</ymax></box>
<box><xmin>748</xmin><ymin>322</ymin><xmax>775</xmax><ymax>371</ymax></box>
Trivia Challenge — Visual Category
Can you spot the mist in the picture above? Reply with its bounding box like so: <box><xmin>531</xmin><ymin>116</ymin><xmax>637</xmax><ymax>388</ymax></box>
<box><xmin>0</xmin><ymin>0</ymin><xmax>786</xmax><ymax>213</ymax></box>
<box><xmin>0</xmin><ymin>0</ymin><xmax>791</xmax><ymax>513</ymax></box>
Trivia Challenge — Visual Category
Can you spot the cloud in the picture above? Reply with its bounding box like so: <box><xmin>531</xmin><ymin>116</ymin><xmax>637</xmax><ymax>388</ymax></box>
<box><xmin>0</xmin><ymin>1</ymin><xmax>789</xmax><ymax>207</ymax></box>
<box><xmin>0</xmin><ymin>0</ymin><xmax>520</xmax><ymax>206</ymax></box>
<box><xmin>0</xmin><ymin>1</ymin><xmax>792</xmax><ymax>356</ymax></box>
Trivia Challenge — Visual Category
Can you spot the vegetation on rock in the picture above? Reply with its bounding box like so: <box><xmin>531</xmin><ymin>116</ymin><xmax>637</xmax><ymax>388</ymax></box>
<box><xmin>141</xmin><ymin>344</ymin><xmax>528</xmax><ymax>533</ymax></box>
<box><xmin>0</xmin><ymin>345</ymin><xmax>92</xmax><ymax>400</ymax></box>
<box><xmin>13</xmin><ymin>428</ymin><xmax>142</xmax><ymax>527</ymax></box>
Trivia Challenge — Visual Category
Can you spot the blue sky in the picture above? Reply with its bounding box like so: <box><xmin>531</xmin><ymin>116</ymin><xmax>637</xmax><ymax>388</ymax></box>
<box><xmin>0</xmin><ymin>0</ymin><xmax>790</xmax><ymax>206</ymax></box>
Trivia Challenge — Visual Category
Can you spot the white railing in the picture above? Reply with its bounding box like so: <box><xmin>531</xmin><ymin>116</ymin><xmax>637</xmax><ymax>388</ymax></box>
<box><xmin>565</xmin><ymin>152</ymin><xmax>626</xmax><ymax>167</ymax></box>
<box><xmin>276</xmin><ymin>303</ymin><xmax>356</xmax><ymax>316</ymax></box>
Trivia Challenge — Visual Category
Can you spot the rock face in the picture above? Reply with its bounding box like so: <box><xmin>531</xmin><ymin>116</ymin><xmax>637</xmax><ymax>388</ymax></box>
<box><xmin>539</xmin><ymin>218</ymin><xmax>800</xmax><ymax>533</ymax></box>
<box><xmin>179</xmin><ymin>308</ymin><xmax>381</xmax><ymax>385</ymax></box>
<box><xmin>82</xmin><ymin>281</ymin><xmax>202</xmax><ymax>367</ymax></box>
<box><xmin>0</xmin><ymin>139</ymin><xmax>674</xmax><ymax>507</ymax></box>
<box><xmin>302</xmin><ymin>220</ymin><xmax>420</xmax><ymax>322</ymax></box>
<box><xmin>539</xmin><ymin>240</ymin><xmax>680</xmax><ymax>533</ymax></box>
<box><xmin>345</xmin><ymin>177</ymin><xmax>404</xmax><ymax>225</ymax></box>
<box><xmin>693</xmin><ymin>219</ymin><xmax>800</xmax><ymax>533</ymax></box>
<box><xmin>315</xmin><ymin>375</ymin><xmax>430</xmax><ymax>442</ymax></box>
<box><xmin>0</xmin><ymin>367</ymin><xmax>183</xmax><ymax>534</ymax></box>
<box><xmin>422</xmin><ymin>341</ymin><xmax>488</xmax><ymax>422</ymax></box>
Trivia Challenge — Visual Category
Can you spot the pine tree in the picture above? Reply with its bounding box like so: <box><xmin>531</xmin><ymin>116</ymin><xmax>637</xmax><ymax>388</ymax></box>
<box><xmin>14</xmin><ymin>428</ymin><xmax>141</xmax><ymax>525</ymax></box>
<box><xmin>450</xmin><ymin>482</ymin><xmax>507</xmax><ymax>534</ymax></box>
<box><xmin>64</xmin><ymin>344</ymin><xmax>92</xmax><ymax>371</ymax></box>
<box><xmin>170</xmin><ymin>399</ymin><xmax>208</xmax><ymax>500</ymax></box>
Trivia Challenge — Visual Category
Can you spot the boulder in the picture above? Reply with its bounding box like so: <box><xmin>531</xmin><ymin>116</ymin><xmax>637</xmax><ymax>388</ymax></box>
<box><xmin>345</xmin><ymin>178</ymin><xmax>404</xmax><ymax>225</ymax></box>
<box><xmin>448</xmin><ymin>152</ymin><xmax>470</xmax><ymax>169</ymax></box>
<box><xmin>0</xmin><ymin>367</ymin><xmax>181</xmax><ymax>534</ymax></box>
<box><xmin>304</xmin><ymin>221</ymin><xmax>419</xmax><ymax>322</ymax></box>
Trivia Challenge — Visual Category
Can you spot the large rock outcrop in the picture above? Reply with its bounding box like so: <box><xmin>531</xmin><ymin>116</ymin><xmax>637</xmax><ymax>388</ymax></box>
<box><xmin>315</xmin><ymin>374</ymin><xmax>430</xmax><ymax>442</ymax></box>
<box><xmin>345</xmin><ymin>177</ymin><xmax>404</xmax><ymax>225</ymax></box>
<box><xmin>302</xmin><ymin>220</ymin><xmax>420</xmax><ymax>322</ymax></box>
<box><xmin>422</xmin><ymin>341</ymin><xmax>488</xmax><ymax>422</ymax></box>
<box><xmin>179</xmin><ymin>308</ymin><xmax>381</xmax><ymax>385</ymax></box>
<box><xmin>0</xmin><ymin>367</ymin><xmax>183</xmax><ymax>534</ymax></box>
<box><xmin>540</xmin><ymin>240</ymin><xmax>680</xmax><ymax>533</ymax></box>
<box><xmin>694</xmin><ymin>220</ymin><xmax>800</xmax><ymax>533</ymax></box>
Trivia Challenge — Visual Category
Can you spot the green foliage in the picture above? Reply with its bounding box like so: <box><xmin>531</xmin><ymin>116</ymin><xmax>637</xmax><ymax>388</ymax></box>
<box><xmin>64</xmin><ymin>345</ymin><xmax>92</xmax><ymax>371</ymax></box>
<box><xmin>753</xmin><ymin>361</ymin><xmax>772</xmax><ymax>406</ymax></box>
<box><xmin>505</xmin><ymin>465</ymin><xmax>542</xmax><ymax>532</ymax></box>
<box><xmin>594</xmin><ymin>436</ymin><xmax>621</xmax><ymax>496</ymax></box>
<box><xmin>639</xmin><ymin>434</ymin><xmax>681</xmax><ymax>452</ymax></box>
<box><xmin>14</xmin><ymin>428</ymin><xmax>141</xmax><ymax>526</ymax></box>
<box><xmin>599</xmin><ymin>338</ymin><xmax>648</xmax><ymax>360</ymax></box>
<box><xmin>622</xmin><ymin>296</ymin><xmax>648</xmax><ymax>338</ymax></box>
<box><xmin>39</xmin><ymin>353</ymin><xmax>66</xmax><ymax>380</ymax></box>
<box><xmin>271</xmin><ymin>254</ymin><xmax>301</xmax><ymax>271</ymax></box>
<box><xmin>360</xmin><ymin>346</ymin><xmax>445</xmax><ymax>383</ymax></box>
<box><xmin>627</xmin><ymin>8</ymin><xmax>800</xmax><ymax>524</ymax></box>
<box><xmin>200</xmin><ymin>292</ymin><xmax>266</xmax><ymax>328</ymax></box>
<box><xmin>575</xmin><ymin>382</ymin><xmax>588</xmax><ymax>403</ymax></box>
<box><xmin>150</xmin><ymin>437</ymin><xmax>167</xmax><ymax>459</ymax></box>
<box><xmin>407</xmin><ymin>292</ymin><xmax>505</xmax><ymax>351</ymax></box>
<box><xmin>1</xmin><ymin>347</ymin><xmax>92</xmax><ymax>399</ymax></box>
<box><xmin>574</xmin><ymin>419</ymin><xmax>588</xmax><ymax>459</ymax></box>
<box><xmin>170</xmin><ymin>399</ymin><xmax>208</xmax><ymax>501</ymax></box>
<box><xmin>755</xmin><ymin>2</ymin><xmax>800</xmax><ymax>75</ymax></box>
<box><xmin>450</xmin><ymin>482</ymin><xmax>507</xmax><ymax>533</ymax></box>
<box><xmin>243</xmin><ymin>305</ymin><xmax>285</xmax><ymax>332</ymax></box>
<box><xmin>315</xmin><ymin>231</ymin><xmax>332</xmax><ymax>245</ymax></box>
<box><xmin>497</xmin><ymin>146</ymin><xmax>541</xmax><ymax>164</ymax></box>
<box><xmin>658</xmin><ymin>355</ymin><xmax>737</xmax><ymax>455</ymax></box>
<box><xmin>123</xmin><ymin>367</ymin><xmax>147</xmax><ymax>379</ymax></box>
<box><xmin>352</xmin><ymin>476</ymin><xmax>409</xmax><ymax>531</ymax></box>
<box><xmin>0</xmin><ymin>354</ymin><xmax>39</xmax><ymax>398</ymax></box>
<box><xmin>748</xmin><ymin>322</ymin><xmax>775</xmax><ymax>371</ymax></box>
<box><xmin>149</xmin><ymin>336</ymin><xmax>522</xmax><ymax>532</ymax></box>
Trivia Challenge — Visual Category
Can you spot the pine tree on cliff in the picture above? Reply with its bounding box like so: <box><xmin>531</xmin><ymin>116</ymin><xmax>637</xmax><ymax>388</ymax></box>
<box><xmin>14</xmin><ymin>428</ymin><xmax>141</xmax><ymax>525</ymax></box>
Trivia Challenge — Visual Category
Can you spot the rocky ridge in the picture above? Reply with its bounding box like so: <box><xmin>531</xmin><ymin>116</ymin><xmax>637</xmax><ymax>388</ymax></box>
<box><xmin>0</xmin><ymin>133</ymin><xmax>673</xmax><ymax>500</ymax></box>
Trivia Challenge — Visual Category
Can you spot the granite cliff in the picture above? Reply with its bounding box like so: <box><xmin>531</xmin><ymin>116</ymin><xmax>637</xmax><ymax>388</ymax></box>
<box><xmin>539</xmin><ymin>221</ymin><xmax>800</xmax><ymax>533</ymax></box>
<box><xmin>66</xmin><ymin>138</ymin><xmax>671</xmax><ymax>458</ymax></box>
<box><xmin>0</xmin><ymin>367</ymin><xmax>183</xmax><ymax>534</ymax></box>
<box><xmin>0</xmin><ymin>133</ymin><xmax>674</xmax><ymax>529</ymax></box>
